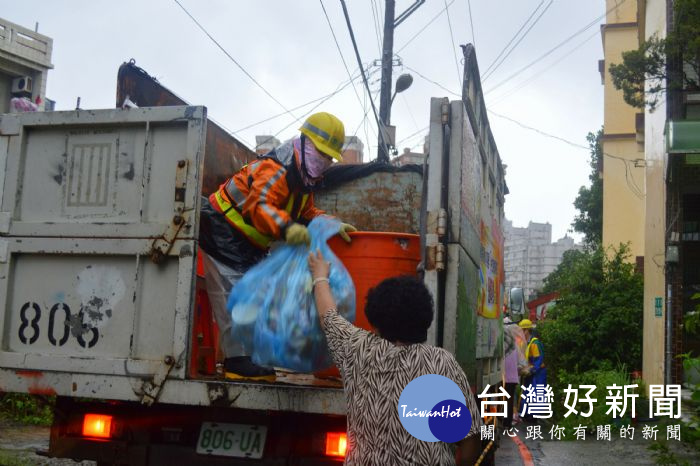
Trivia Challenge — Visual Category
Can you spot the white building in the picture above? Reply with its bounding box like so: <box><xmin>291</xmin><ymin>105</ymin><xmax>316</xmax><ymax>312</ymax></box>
<box><xmin>504</xmin><ymin>220</ymin><xmax>582</xmax><ymax>300</ymax></box>
<box><xmin>0</xmin><ymin>17</ymin><xmax>53</xmax><ymax>112</ymax></box>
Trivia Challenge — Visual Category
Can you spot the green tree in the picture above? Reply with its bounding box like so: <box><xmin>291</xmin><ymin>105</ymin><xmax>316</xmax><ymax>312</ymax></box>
<box><xmin>609</xmin><ymin>0</ymin><xmax>700</xmax><ymax>110</ymax></box>
<box><xmin>541</xmin><ymin>248</ymin><xmax>588</xmax><ymax>294</ymax></box>
<box><xmin>571</xmin><ymin>130</ymin><xmax>603</xmax><ymax>247</ymax></box>
<box><xmin>538</xmin><ymin>244</ymin><xmax>643</xmax><ymax>374</ymax></box>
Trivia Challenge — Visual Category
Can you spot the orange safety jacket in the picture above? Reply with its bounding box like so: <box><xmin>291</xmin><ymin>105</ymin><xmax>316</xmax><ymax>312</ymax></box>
<box><xmin>209</xmin><ymin>140</ymin><xmax>324</xmax><ymax>250</ymax></box>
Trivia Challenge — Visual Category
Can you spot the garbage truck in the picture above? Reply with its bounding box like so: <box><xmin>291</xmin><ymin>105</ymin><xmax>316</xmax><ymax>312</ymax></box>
<box><xmin>0</xmin><ymin>45</ymin><xmax>507</xmax><ymax>464</ymax></box>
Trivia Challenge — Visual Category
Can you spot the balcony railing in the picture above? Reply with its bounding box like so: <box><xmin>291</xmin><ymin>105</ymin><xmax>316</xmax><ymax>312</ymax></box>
<box><xmin>0</xmin><ymin>17</ymin><xmax>53</xmax><ymax>69</ymax></box>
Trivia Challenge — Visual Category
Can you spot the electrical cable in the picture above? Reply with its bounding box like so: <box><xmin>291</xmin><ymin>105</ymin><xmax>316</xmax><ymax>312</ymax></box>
<box><xmin>172</xmin><ymin>0</ymin><xmax>296</xmax><ymax>120</ymax></box>
<box><xmin>482</xmin><ymin>0</ymin><xmax>553</xmax><ymax>82</ymax></box>
<box><xmin>444</xmin><ymin>0</ymin><xmax>463</xmax><ymax>88</ymax></box>
<box><xmin>404</xmin><ymin>65</ymin><xmax>461</xmax><ymax>97</ymax></box>
<box><xmin>254</xmin><ymin>65</ymin><xmax>373</xmax><ymax>151</ymax></box>
<box><xmin>485</xmin><ymin>0</ymin><xmax>627</xmax><ymax>94</ymax></box>
<box><xmin>339</xmin><ymin>0</ymin><xmax>390</xmax><ymax>159</ymax></box>
<box><xmin>319</xmin><ymin>0</ymin><xmax>369</xmax><ymax>125</ymax></box>
<box><xmin>396</xmin><ymin>0</ymin><xmax>456</xmax><ymax>53</ymax></box>
<box><xmin>467</xmin><ymin>0</ymin><xmax>476</xmax><ymax>48</ymax></box>
<box><xmin>486</xmin><ymin>109</ymin><xmax>645</xmax><ymax>198</ymax></box>
<box><xmin>402</xmin><ymin>92</ymin><xmax>421</xmax><ymax>133</ymax></box>
<box><xmin>396</xmin><ymin>125</ymin><xmax>429</xmax><ymax>147</ymax></box>
<box><xmin>488</xmin><ymin>28</ymin><xmax>599</xmax><ymax>106</ymax></box>
<box><xmin>235</xmin><ymin>68</ymin><xmax>363</xmax><ymax>133</ymax></box>
<box><xmin>482</xmin><ymin>0</ymin><xmax>545</xmax><ymax>77</ymax></box>
<box><xmin>370</xmin><ymin>0</ymin><xmax>383</xmax><ymax>57</ymax></box>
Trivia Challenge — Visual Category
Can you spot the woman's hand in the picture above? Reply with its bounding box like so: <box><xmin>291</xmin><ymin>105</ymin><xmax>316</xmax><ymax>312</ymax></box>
<box><xmin>307</xmin><ymin>249</ymin><xmax>336</xmax><ymax>329</ymax></box>
<box><xmin>308</xmin><ymin>249</ymin><xmax>330</xmax><ymax>280</ymax></box>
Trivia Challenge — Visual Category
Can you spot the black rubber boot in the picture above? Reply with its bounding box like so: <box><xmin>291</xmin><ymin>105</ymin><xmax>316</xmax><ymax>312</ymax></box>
<box><xmin>223</xmin><ymin>356</ymin><xmax>276</xmax><ymax>382</ymax></box>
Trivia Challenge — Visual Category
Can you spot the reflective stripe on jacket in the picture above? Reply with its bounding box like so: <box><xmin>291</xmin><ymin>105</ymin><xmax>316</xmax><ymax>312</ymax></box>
<box><xmin>209</xmin><ymin>140</ymin><xmax>324</xmax><ymax>249</ymax></box>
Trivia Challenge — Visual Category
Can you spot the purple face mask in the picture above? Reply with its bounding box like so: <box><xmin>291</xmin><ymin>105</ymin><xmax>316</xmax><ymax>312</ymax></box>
<box><xmin>293</xmin><ymin>137</ymin><xmax>333</xmax><ymax>186</ymax></box>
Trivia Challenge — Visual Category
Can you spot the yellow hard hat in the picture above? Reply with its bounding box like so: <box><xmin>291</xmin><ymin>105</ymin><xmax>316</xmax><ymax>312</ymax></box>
<box><xmin>299</xmin><ymin>112</ymin><xmax>345</xmax><ymax>162</ymax></box>
<box><xmin>518</xmin><ymin>319</ymin><xmax>535</xmax><ymax>329</ymax></box>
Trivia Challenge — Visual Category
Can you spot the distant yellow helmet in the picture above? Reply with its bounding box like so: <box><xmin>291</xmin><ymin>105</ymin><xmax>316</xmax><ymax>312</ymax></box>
<box><xmin>518</xmin><ymin>319</ymin><xmax>535</xmax><ymax>329</ymax></box>
<box><xmin>299</xmin><ymin>112</ymin><xmax>345</xmax><ymax>162</ymax></box>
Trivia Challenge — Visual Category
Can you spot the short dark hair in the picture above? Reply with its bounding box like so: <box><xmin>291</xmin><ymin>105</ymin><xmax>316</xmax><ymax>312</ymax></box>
<box><xmin>365</xmin><ymin>275</ymin><xmax>434</xmax><ymax>344</ymax></box>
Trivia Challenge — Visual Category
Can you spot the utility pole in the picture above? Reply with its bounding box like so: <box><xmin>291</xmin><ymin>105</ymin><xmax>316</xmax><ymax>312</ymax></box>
<box><xmin>377</xmin><ymin>0</ymin><xmax>395</xmax><ymax>164</ymax></box>
<box><xmin>377</xmin><ymin>0</ymin><xmax>425</xmax><ymax>163</ymax></box>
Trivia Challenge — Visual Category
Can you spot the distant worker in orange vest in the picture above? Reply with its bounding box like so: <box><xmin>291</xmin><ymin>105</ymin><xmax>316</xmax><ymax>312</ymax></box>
<box><xmin>198</xmin><ymin>112</ymin><xmax>356</xmax><ymax>381</ymax></box>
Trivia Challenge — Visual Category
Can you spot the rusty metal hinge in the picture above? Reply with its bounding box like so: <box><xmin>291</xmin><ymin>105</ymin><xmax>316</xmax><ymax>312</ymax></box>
<box><xmin>150</xmin><ymin>159</ymin><xmax>189</xmax><ymax>263</ymax></box>
<box><xmin>441</xmin><ymin>99</ymin><xmax>450</xmax><ymax>124</ymax></box>
<box><xmin>437</xmin><ymin>208</ymin><xmax>447</xmax><ymax>237</ymax></box>
<box><xmin>140</xmin><ymin>355</ymin><xmax>178</xmax><ymax>406</ymax></box>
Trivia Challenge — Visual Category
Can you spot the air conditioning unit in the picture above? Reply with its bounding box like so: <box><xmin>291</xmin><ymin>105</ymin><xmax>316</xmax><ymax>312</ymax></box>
<box><xmin>11</xmin><ymin>76</ymin><xmax>33</xmax><ymax>94</ymax></box>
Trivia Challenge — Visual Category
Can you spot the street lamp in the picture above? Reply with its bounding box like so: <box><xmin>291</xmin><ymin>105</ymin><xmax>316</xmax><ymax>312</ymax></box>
<box><xmin>379</xmin><ymin>73</ymin><xmax>413</xmax><ymax>160</ymax></box>
<box><xmin>391</xmin><ymin>73</ymin><xmax>413</xmax><ymax>105</ymax></box>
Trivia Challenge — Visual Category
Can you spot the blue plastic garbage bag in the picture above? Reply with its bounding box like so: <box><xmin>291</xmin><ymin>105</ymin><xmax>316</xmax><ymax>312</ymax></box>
<box><xmin>228</xmin><ymin>216</ymin><xmax>356</xmax><ymax>372</ymax></box>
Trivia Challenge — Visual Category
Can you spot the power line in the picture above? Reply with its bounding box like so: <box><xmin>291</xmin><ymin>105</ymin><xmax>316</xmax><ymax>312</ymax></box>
<box><xmin>370</xmin><ymin>0</ymin><xmax>383</xmax><ymax>57</ymax></box>
<box><xmin>466</xmin><ymin>0</ymin><xmax>476</xmax><ymax>48</ymax></box>
<box><xmin>404</xmin><ymin>64</ymin><xmax>461</xmax><ymax>97</ymax></box>
<box><xmin>482</xmin><ymin>0</ymin><xmax>553</xmax><ymax>82</ymax></box>
<box><xmin>482</xmin><ymin>0</ymin><xmax>544</xmax><ymax>77</ymax></box>
<box><xmin>235</xmin><ymin>69</ymin><xmax>363</xmax><ymax>133</ymax></box>
<box><xmin>487</xmin><ymin>109</ymin><xmax>589</xmax><ymax>150</ymax></box>
<box><xmin>396</xmin><ymin>124</ymin><xmax>429</xmax><ymax>147</ymax></box>
<box><xmin>487</xmin><ymin>108</ymin><xmax>645</xmax><ymax>198</ymax></box>
<box><xmin>396</xmin><ymin>0</ymin><xmax>456</xmax><ymax>53</ymax></box>
<box><xmin>339</xmin><ymin>0</ymin><xmax>390</xmax><ymax>158</ymax></box>
<box><xmin>254</xmin><ymin>65</ymin><xmax>375</xmax><ymax>152</ymax></box>
<box><xmin>319</xmin><ymin>0</ymin><xmax>367</xmax><ymax>121</ymax></box>
<box><xmin>172</xmin><ymin>0</ymin><xmax>296</xmax><ymax>120</ymax></box>
<box><xmin>488</xmin><ymin>28</ymin><xmax>599</xmax><ymax>106</ymax></box>
<box><xmin>444</xmin><ymin>0</ymin><xmax>462</xmax><ymax>88</ymax></box>
<box><xmin>401</xmin><ymin>92</ymin><xmax>421</xmax><ymax>133</ymax></box>
<box><xmin>485</xmin><ymin>0</ymin><xmax>627</xmax><ymax>94</ymax></box>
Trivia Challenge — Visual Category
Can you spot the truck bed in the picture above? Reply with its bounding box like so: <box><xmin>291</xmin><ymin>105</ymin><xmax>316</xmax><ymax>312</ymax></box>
<box><xmin>0</xmin><ymin>367</ymin><xmax>346</xmax><ymax>414</ymax></box>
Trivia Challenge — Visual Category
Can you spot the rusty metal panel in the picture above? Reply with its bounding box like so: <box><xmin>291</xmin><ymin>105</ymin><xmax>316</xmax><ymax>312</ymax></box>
<box><xmin>315</xmin><ymin>171</ymin><xmax>422</xmax><ymax>233</ymax></box>
<box><xmin>116</xmin><ymin>61</ymin><xmax>256</xmax><ymax>195</ymax></box>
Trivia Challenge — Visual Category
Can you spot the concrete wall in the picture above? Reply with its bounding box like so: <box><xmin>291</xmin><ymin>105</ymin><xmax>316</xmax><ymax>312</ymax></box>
<box><xmin>642</xmin><ymin>0</ymin><xmax>667</xmax><ymax>386</ymax></box>
<box><xmin>0</xmin><ymin>71</ymin><xmax>10</xmax><ymax>113</ymax></box>
<box><xmin>602</xmin><ymin>0</ymin><xmax>646</xmax><ymax>259</ymax></box>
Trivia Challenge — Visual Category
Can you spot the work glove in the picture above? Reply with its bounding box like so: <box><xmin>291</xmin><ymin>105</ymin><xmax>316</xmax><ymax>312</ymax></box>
<box><xmin>338</xmin><ymin>222</ymin><xmax>357</xmax><ymax>243</ymax></box>
<box><xmin>285</xmin><ymin>223</ymin><xmax>310</xmax><ymax>246</ymax></box>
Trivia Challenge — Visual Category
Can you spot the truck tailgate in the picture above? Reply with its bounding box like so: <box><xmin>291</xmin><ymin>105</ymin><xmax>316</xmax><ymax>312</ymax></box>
<box><xmin>0</xmin><ymin>106</ymin><xmax>204</xmax><ymax>383</ymax></box>
<box><xmin>0</xmin><ymin>106</ymin><xmax>346</xmax><ymax>414</ymax></box>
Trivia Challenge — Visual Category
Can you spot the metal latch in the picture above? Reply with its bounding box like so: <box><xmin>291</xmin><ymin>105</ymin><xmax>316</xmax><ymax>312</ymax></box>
<box><xmin>140</xmin><ymin>355</ymin><xmax>178</xmax><ymax>406</ymax></box>
<box><xmin>150</xmin><ymin>159</ymin><xmax>189</xmax><ymax>264</ymax></box>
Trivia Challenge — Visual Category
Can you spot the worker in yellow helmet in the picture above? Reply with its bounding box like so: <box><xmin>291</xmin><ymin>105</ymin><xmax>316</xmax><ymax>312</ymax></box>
<box><xmin>199</xmin><ymin>112</ymin><xmax>356</xmax><ymax>381</ymax></box>
<box><xmin>518</xmin><ymin>319</ymin><xmax>546</xmax><ymax>387</ymax></box>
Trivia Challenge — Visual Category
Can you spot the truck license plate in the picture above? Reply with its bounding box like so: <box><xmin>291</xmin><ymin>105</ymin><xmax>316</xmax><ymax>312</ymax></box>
<box><xmin>196</xmin><ymin>422</ymin><xmax>266</xmax><ymax>459</ymax></box>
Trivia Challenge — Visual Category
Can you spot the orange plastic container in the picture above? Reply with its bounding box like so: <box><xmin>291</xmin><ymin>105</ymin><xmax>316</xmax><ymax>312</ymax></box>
<box><xmin>315</xmin><ymin>231</ymin><xmax>421</xmax><ymax>378</ymax></box>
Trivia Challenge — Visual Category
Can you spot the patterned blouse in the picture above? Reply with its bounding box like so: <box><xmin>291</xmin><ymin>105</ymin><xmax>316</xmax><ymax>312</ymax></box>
<box><xmin>323</xmin><ymin>309</ymin><xmax>482</xmax><ymax>465</ymax></box>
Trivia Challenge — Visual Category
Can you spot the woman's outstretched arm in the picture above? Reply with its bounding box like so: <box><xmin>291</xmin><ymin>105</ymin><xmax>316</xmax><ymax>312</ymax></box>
<box><xmin>308</xmin><ymin>249</ymin><xmax>337</xmax><ymax>328</ymax></box>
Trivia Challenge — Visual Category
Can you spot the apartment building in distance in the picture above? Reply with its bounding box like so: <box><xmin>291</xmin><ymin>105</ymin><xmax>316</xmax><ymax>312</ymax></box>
<box><xmin>504</xmin><ymin>220</ymin><xmax>582</xmax><ymax>301</ymax></box>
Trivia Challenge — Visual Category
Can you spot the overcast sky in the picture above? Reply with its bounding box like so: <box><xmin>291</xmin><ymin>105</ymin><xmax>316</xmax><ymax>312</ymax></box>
<box><xmin>5</xmin><ymin>0</ymin><xmax>608</xmax><ymax>241</ymax></box>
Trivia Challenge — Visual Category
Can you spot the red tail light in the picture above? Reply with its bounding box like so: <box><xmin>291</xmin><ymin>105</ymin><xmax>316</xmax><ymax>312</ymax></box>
<box><xmin>82</xmin><ymin>414</ymin><xmax>113</xmax><ymax>439</ymax></box>
<box><xmin>325</xmin><ymin>432</ymin><xmax>347</xmax><ymax>457</ymax></box>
